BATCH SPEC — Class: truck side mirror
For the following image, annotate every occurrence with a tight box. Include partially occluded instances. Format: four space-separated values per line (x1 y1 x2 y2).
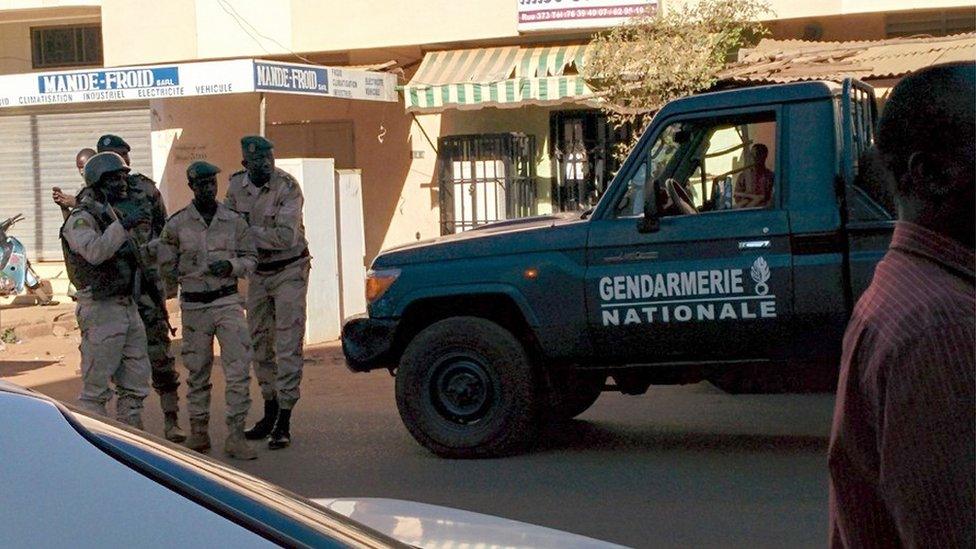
637 179 661 233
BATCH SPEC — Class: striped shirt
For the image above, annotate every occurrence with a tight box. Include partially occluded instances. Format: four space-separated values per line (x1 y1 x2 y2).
829 222 975 548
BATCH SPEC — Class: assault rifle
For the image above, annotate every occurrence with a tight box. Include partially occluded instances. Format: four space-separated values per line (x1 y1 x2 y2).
98 196 176 336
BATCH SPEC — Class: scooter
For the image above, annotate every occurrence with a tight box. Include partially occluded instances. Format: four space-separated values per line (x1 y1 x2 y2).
0 213 55 305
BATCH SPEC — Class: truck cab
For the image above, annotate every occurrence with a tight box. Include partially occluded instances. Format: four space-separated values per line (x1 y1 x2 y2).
342 79 895 458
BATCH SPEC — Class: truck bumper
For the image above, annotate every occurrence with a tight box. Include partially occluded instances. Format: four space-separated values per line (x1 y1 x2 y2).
341 314 398 372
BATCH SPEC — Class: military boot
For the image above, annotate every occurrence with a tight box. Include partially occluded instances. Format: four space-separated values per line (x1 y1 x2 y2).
268 408 292 450
224 422 258 461
186 420 211 453
245 399 279 440
163 412 187 443
160 391 186 443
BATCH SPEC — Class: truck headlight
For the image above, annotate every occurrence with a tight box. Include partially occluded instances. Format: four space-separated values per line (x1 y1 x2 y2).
365 268 400 304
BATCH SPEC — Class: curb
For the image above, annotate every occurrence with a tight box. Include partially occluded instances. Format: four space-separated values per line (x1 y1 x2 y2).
12 318 78 340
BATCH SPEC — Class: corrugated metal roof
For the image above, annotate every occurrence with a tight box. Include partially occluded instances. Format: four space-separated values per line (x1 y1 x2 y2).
720 33 976 84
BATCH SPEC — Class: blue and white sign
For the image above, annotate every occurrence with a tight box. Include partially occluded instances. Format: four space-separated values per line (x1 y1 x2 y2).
38 67 180 93
252 60 397 101
254 61 329 94
0 59 396 109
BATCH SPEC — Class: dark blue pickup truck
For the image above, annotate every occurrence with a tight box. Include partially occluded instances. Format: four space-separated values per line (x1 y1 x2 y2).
342 79 895 458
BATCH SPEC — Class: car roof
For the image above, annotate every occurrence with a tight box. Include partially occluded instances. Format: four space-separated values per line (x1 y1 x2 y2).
0 379 47 399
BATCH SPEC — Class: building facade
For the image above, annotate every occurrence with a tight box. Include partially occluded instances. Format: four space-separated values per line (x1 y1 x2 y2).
0 0 972 267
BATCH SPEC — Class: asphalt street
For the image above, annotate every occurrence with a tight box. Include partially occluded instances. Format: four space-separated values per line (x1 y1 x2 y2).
27 343 835 548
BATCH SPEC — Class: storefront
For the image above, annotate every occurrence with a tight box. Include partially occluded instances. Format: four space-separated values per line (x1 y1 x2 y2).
0 103 151 260
0 59 397 259
402 43 637 233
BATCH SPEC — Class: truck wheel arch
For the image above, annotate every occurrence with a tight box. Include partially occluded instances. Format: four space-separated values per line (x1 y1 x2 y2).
392 288 541 364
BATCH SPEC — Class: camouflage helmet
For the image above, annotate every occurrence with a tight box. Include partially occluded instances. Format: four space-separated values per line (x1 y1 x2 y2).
83 152 130 187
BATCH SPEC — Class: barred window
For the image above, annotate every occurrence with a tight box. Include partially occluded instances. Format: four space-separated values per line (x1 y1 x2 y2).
31 25 103 69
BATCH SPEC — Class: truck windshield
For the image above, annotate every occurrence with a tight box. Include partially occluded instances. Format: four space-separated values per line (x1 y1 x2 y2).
614 123 685 217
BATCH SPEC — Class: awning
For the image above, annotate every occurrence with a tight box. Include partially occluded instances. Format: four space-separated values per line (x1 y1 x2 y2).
403 44 594 112
720 33 976 84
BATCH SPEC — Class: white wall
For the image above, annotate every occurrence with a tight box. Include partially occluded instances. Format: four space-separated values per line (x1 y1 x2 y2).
277 157 341 344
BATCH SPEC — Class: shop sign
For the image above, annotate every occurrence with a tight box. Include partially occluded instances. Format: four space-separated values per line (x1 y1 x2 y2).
0 59 397 109
252 61 397 102
517 0 657 32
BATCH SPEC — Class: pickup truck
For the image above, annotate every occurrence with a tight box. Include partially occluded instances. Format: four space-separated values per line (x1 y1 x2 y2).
342 79 895 458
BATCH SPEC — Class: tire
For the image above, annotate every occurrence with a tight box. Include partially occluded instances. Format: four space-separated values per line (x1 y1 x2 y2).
546 370 605 420
395 316 539 458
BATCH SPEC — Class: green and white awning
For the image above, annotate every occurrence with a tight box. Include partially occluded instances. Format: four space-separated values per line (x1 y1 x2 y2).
403 44 594 112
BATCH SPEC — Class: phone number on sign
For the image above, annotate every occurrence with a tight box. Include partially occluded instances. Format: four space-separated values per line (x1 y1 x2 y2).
519 6 649 22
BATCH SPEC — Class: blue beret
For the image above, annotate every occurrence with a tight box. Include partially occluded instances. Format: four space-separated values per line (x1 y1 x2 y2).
241 135 274 158
96 134 130 153
187 160 221 181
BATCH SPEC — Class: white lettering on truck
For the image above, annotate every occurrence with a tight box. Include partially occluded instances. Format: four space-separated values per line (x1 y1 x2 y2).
599 257 777 326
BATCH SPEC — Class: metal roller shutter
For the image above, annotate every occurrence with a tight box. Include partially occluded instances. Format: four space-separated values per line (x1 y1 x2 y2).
0 116 35 257
0 106 152 260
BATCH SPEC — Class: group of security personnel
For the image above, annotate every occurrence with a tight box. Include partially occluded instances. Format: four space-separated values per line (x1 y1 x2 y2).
57 134 310 460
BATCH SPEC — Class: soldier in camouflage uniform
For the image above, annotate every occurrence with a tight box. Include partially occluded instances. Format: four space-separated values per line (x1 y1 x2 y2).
225 136 310 450
61 152 151 428
95 134 185 442
158 161 258 460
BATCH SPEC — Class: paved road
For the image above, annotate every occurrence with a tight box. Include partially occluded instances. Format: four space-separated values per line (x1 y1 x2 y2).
27 343 835 548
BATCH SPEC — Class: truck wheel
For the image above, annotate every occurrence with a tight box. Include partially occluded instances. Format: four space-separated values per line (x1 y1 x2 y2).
546 370 605 420
395 317 539 458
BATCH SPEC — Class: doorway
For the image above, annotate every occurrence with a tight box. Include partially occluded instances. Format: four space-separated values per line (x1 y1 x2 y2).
267 121 356 169
550 110 639 213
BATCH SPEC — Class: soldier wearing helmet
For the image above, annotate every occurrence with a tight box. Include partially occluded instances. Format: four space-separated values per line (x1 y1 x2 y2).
60 151 151 428
93 134 186 442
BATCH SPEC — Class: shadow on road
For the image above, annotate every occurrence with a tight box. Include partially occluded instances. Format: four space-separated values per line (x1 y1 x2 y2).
0 360 61 377
537 419 827 454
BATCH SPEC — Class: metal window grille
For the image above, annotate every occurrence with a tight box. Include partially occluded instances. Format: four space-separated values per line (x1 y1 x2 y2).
31 25 103 69
549 110 639 213
437 133 537 235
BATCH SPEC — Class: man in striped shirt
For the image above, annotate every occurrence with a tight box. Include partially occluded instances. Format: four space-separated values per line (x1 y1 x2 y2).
828 62 975 547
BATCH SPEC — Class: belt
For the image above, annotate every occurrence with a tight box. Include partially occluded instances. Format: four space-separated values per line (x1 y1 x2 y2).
182 285 237 304
256 247 309 273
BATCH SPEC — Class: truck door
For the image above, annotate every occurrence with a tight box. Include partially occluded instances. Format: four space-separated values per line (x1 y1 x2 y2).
585 110 794 364
840 80 895 301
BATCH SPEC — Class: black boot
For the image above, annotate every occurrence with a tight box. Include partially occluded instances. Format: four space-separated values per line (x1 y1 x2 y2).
245 399 278 440
268 408 291 450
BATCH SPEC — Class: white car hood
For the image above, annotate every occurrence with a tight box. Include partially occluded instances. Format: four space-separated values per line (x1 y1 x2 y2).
313 497 626 549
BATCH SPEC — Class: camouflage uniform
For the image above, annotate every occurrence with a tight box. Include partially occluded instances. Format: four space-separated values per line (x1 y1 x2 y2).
225 167 310 410
61 201 150 427
157 202 256 428
114 172 180 414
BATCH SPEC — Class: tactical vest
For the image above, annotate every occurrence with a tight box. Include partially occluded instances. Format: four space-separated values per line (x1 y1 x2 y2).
60 202 137 300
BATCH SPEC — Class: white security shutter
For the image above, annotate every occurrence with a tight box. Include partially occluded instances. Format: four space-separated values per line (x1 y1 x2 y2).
0 106 152 260
0 115 35 257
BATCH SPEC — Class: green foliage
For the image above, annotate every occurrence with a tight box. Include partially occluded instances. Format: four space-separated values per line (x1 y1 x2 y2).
585 0 771 159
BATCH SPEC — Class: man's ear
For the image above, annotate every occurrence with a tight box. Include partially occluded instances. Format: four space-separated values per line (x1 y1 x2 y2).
907 151 952 197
